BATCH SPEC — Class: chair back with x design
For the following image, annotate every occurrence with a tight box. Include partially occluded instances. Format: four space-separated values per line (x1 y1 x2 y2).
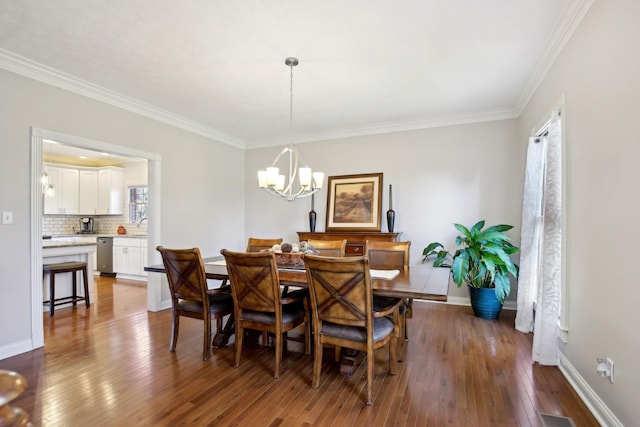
221 249 309 378
306 257 371 328
159 246 208 305
223 250 281 314
304 254 398 405
157 246 233 361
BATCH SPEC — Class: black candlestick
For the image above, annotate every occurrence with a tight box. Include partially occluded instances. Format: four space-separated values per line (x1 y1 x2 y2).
386 184 395 232
386 209 395 232
309 210 317 232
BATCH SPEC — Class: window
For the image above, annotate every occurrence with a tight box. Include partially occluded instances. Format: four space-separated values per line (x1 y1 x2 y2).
128 186 148 223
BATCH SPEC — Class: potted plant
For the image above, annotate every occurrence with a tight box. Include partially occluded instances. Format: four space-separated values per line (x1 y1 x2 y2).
422 220 519 319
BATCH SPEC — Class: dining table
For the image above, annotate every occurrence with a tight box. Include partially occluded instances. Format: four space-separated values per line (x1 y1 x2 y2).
145 255 450 375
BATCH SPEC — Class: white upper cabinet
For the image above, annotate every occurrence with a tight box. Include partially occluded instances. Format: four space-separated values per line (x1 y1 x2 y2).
79 169 99 214
97 167 124 215
47 165 124 215
43 166 79 214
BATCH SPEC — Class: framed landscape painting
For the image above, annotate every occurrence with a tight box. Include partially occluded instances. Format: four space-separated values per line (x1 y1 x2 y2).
325 173 383 231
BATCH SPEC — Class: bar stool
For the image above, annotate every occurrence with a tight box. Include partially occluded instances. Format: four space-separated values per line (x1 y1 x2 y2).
43 261 90 317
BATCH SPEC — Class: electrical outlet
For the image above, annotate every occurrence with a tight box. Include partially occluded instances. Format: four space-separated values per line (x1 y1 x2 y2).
606 358 614 383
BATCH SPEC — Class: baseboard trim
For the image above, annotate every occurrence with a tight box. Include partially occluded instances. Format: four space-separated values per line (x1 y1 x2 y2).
558 351 623 427
444 295 517 311
0 339 35 360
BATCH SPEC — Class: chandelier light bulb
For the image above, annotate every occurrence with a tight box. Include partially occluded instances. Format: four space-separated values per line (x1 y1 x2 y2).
312 172 325 189
299 167 312 187
258 170 268 188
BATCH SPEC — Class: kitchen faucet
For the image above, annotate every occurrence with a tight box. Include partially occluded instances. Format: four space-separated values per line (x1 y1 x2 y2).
137 217 148 228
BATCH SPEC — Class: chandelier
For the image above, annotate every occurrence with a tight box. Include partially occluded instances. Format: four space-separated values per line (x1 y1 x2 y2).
258 57 324 202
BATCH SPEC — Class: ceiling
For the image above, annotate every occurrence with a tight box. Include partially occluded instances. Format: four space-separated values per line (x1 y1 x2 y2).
42 140 142 167
0 1 591 149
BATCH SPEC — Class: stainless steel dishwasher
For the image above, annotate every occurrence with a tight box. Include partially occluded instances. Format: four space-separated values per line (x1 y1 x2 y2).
97 237 115 276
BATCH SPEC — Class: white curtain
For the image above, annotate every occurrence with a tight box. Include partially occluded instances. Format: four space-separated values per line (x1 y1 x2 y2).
515 136 546 332
515 111 562 366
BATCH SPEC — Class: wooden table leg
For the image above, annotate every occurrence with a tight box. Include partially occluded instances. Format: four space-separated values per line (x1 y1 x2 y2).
212 314 234 348
397 335 407 362
339 349 365 377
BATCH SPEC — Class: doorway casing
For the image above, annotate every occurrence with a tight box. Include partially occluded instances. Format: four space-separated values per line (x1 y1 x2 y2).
30 127 163 350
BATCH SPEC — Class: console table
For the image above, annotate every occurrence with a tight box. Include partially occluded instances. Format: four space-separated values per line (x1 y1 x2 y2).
297 231 401 256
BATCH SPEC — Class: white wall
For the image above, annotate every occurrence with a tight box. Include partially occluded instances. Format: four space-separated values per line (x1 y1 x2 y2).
245 119 524 303
0 69 246 357
123 160 148 187
517 1 640 424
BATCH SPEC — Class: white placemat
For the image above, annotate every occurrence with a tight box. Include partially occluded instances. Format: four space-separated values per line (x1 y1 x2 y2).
370 269 400 280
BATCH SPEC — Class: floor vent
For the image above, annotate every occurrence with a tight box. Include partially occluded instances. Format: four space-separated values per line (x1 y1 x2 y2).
538 413 577 427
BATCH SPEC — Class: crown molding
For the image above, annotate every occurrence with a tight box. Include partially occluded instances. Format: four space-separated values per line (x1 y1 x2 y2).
515 0 595 115
249 107 519 149
1 0 593 153
0 49 246 149
3 46 516 151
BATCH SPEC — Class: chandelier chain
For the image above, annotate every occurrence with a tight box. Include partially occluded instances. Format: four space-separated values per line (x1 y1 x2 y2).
289 60 294 145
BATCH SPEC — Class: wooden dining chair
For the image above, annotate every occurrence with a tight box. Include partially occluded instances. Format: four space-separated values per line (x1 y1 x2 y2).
365 240 412 348
246 237 293 347
365 240 411 269
307 239 347 257
246 237 283 252
304 254 400 405
221 249 310 379
156 246 234 361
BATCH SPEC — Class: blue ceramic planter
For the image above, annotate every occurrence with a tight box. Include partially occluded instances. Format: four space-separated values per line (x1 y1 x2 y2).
468 286 503 320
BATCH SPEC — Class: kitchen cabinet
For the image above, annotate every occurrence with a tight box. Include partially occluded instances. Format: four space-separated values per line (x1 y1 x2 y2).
97 167 124 215
79 169 99 214
43 166 79 214
78 167 123 215
46 164 122 215
113 237 147 278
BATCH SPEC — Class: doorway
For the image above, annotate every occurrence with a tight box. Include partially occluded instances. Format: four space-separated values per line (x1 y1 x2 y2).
30 127 163 349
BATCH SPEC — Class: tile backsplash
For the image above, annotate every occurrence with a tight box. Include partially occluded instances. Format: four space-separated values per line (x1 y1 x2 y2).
43 215 148 236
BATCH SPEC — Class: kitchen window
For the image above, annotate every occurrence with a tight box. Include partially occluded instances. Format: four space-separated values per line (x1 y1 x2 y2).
128 186 148 223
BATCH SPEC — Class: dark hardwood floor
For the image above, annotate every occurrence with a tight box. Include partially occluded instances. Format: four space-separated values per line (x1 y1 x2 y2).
1 276 599 426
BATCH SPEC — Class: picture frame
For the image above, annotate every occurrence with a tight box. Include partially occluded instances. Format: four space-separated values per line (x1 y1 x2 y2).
325 173 383 231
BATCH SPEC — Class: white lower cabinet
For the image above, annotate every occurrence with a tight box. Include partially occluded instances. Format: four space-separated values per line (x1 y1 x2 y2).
113 237 147 278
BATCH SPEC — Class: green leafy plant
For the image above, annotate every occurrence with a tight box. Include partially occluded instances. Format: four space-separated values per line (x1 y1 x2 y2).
422 220 519 304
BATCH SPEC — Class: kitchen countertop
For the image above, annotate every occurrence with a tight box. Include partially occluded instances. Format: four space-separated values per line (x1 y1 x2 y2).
43 240 97 249
42 235 147 248
45 234 147 238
